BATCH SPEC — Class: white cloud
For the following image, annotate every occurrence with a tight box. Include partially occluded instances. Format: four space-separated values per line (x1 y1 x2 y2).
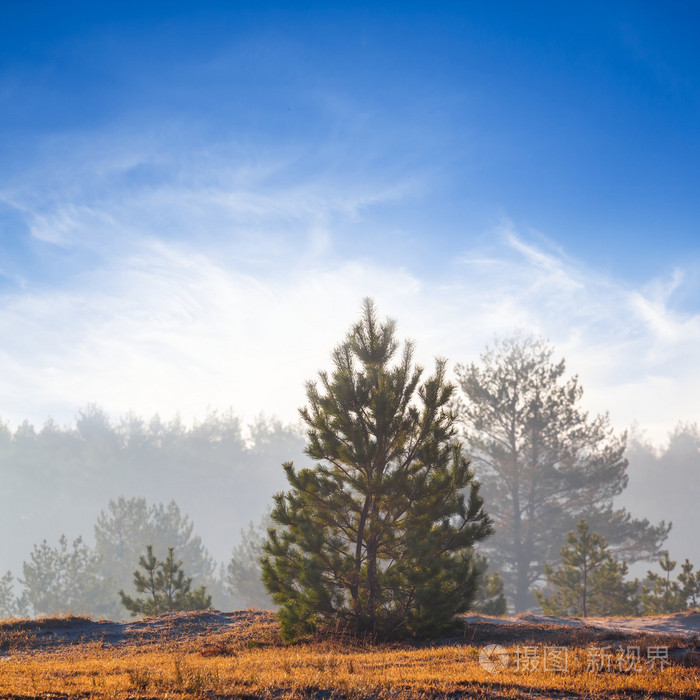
445 228 700 443
0 234 424 430
1 224 698 448
1 144 698 445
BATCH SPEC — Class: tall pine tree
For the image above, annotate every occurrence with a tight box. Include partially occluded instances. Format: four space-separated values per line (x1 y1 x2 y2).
455 336 669 611
262 299 492 641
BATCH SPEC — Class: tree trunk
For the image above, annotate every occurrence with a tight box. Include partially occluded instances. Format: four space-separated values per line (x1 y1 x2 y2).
366 496 379 634
512 468 528 612
515 557 530 612
353 495 371 623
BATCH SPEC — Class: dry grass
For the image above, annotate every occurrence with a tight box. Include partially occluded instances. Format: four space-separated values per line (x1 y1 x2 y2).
0 611 697 698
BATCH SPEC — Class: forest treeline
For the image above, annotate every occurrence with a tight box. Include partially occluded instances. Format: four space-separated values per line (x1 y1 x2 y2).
2 497 227 620
1 338 699 619
0 408 307 618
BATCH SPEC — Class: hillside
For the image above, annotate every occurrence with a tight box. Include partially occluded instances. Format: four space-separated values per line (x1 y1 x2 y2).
1 610 698 698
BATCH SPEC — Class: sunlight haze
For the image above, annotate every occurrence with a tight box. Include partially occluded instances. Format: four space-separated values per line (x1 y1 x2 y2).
1 1 699 618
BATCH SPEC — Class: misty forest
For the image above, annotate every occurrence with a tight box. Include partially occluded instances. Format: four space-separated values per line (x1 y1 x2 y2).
1 310 699 624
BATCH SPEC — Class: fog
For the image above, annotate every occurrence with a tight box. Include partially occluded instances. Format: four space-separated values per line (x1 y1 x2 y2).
2 397 697 617
1 0 698 625
0 406 306 613
616 424 700 577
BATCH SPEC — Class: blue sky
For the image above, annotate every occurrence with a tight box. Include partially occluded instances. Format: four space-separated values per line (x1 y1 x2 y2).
0 1 699 442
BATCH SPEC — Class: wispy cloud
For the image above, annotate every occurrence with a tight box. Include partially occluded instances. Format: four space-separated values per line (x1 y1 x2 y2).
0 138 428 429
0 141 698 445
447 225 700 442
1 130 422 262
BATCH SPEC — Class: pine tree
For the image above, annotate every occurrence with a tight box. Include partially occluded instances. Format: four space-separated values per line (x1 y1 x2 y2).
536 520 638 617
470 555 507 615
262 299 493 641
95 497 218 618
0 571 26 619
641 552 686 614
21 535 106 617
678 559 700 609
588 558 639 616
119 545 212 617
455 337 669 611
226 513 275 609
0 571 15 619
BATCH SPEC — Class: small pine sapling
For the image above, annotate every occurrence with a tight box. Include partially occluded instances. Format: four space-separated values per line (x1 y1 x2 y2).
119 545 211 616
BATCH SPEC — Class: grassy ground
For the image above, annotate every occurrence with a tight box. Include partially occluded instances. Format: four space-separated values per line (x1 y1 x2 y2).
0 611 698 698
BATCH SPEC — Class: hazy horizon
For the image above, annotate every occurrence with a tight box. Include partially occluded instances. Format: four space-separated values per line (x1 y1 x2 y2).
1 2 698 617
1 3 699 446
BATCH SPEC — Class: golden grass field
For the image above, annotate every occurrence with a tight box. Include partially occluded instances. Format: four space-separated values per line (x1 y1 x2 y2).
0 610 698 698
